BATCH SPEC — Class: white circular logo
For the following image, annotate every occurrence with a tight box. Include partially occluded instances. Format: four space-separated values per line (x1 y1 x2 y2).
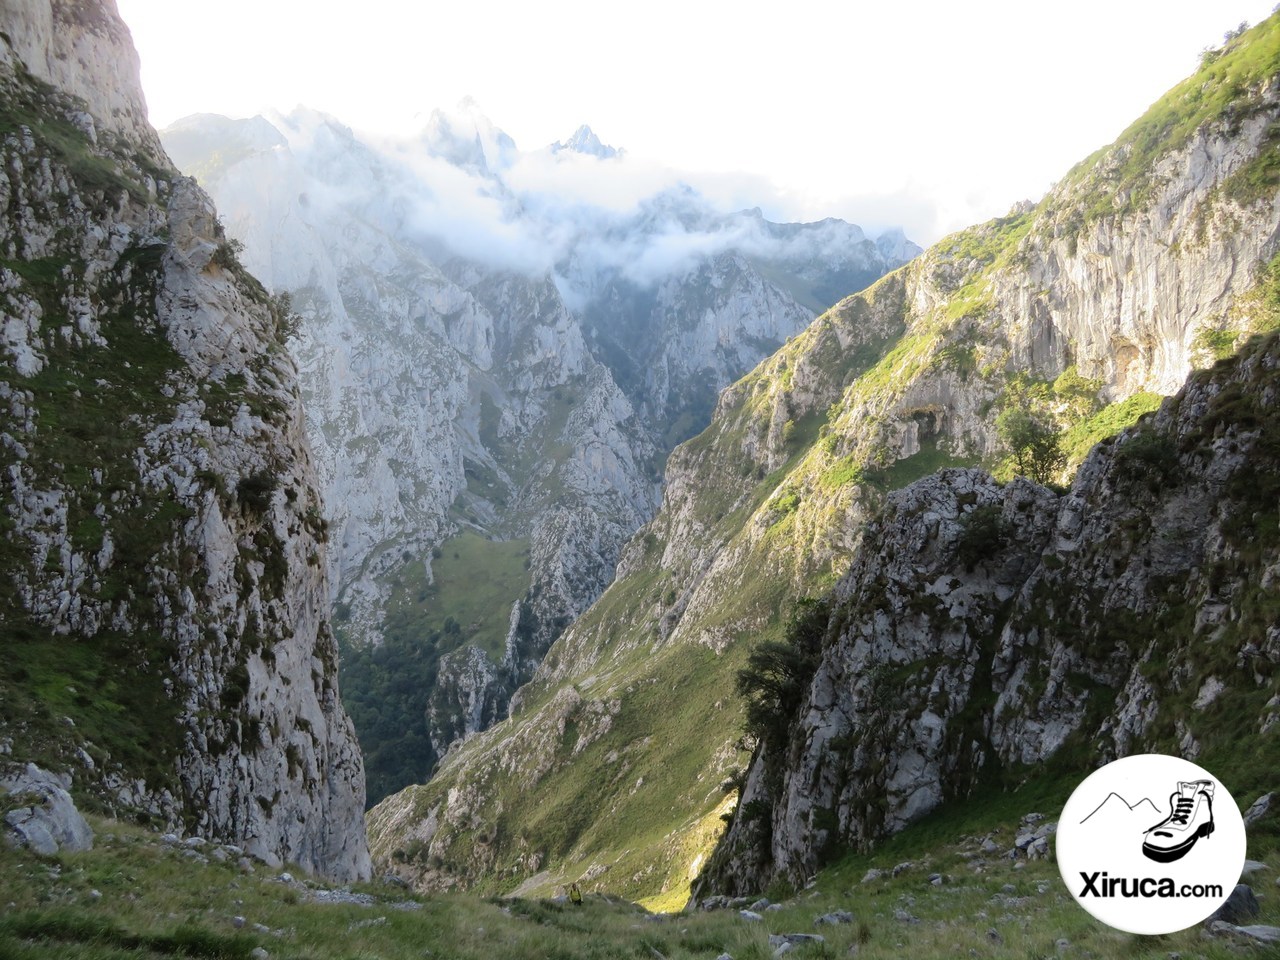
1056 754 1246 935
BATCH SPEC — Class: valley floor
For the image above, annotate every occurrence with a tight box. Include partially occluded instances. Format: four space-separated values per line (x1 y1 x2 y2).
2 794 1277 960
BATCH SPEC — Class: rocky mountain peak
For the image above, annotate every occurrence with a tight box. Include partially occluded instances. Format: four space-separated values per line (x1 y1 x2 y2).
420 99 518 172
551 124 619 159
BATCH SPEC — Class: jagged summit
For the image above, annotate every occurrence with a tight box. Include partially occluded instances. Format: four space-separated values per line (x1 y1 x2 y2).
873 226 920 262
419 98 518 172
551 124 620 159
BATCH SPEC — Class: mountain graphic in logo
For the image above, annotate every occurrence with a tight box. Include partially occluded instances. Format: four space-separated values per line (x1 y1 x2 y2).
1080 792 1162 827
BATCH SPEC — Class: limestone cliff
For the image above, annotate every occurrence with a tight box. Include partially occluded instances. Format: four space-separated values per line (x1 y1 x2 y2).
366 17 1280 906
0 0 369 880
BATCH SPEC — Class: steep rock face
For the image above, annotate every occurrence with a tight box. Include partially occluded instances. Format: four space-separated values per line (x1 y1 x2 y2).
580 214 901 438
161 109 915 795
706 331 1280 892
367 19 1280 905
0 0 163 161
0 0 368 880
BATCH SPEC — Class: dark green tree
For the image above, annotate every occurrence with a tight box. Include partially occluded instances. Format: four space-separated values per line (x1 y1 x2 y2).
996 407 1067 484
737 597 830 756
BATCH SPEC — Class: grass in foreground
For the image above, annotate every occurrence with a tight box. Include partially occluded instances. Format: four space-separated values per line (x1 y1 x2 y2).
2 797 1277 960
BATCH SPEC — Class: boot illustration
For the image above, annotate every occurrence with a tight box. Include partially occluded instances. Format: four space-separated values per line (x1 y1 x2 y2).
1142 780 1215 863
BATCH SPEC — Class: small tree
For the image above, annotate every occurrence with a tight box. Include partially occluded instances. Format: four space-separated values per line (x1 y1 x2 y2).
955 504 1010 571
210 235 245 271
996 408 1066 485
268 290 303 342
737 598 829 756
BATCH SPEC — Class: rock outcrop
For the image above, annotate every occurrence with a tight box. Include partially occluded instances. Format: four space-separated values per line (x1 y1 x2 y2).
0 0 369 880
1 763 94 855
705 329 1280 891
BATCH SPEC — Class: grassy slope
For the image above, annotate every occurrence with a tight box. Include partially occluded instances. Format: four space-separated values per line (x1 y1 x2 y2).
1063 16 1280 220
383 532 531 661
3 797 1278 960
370 14 1280 909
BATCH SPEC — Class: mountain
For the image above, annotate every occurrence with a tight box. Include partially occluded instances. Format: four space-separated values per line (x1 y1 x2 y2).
0 0 368 878
160 107 918 802
551 124 619 159
366 15 1280 908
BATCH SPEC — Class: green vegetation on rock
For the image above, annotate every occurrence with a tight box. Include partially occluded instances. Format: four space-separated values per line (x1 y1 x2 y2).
1060 392 1163 465
1065 15 1280 221
737 598 828 757
0 102 189 790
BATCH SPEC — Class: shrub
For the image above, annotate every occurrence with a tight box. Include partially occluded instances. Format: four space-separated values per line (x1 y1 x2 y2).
955 504 1009 572
996 407 1066 484
1115 430 1179 479
236 471 277 514
210 236 245 271
268 290 302 342
737 598 830 757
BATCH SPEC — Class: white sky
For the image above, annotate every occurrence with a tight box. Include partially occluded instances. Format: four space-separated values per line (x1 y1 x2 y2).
115 0 1278 245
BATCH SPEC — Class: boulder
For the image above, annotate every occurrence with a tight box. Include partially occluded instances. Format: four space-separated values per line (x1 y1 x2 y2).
1230 926 1280 945
1243 793 1272 826
1207 885 1260 926
1207 921 1280 945
0 764 93 855
769 933 825 954
815 911 854 925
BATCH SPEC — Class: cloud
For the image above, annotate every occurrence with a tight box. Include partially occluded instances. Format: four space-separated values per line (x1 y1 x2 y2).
257 105 925 303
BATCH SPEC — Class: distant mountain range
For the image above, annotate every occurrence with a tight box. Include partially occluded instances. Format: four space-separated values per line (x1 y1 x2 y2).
367 16 1280 907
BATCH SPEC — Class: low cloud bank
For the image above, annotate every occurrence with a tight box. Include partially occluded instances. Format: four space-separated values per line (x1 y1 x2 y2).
169 103 924 303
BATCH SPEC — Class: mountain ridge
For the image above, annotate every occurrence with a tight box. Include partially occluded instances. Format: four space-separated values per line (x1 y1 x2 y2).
1080 793 1163 824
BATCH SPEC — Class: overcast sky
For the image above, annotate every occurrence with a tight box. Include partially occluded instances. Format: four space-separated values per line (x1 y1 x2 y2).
115 0 1278 245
